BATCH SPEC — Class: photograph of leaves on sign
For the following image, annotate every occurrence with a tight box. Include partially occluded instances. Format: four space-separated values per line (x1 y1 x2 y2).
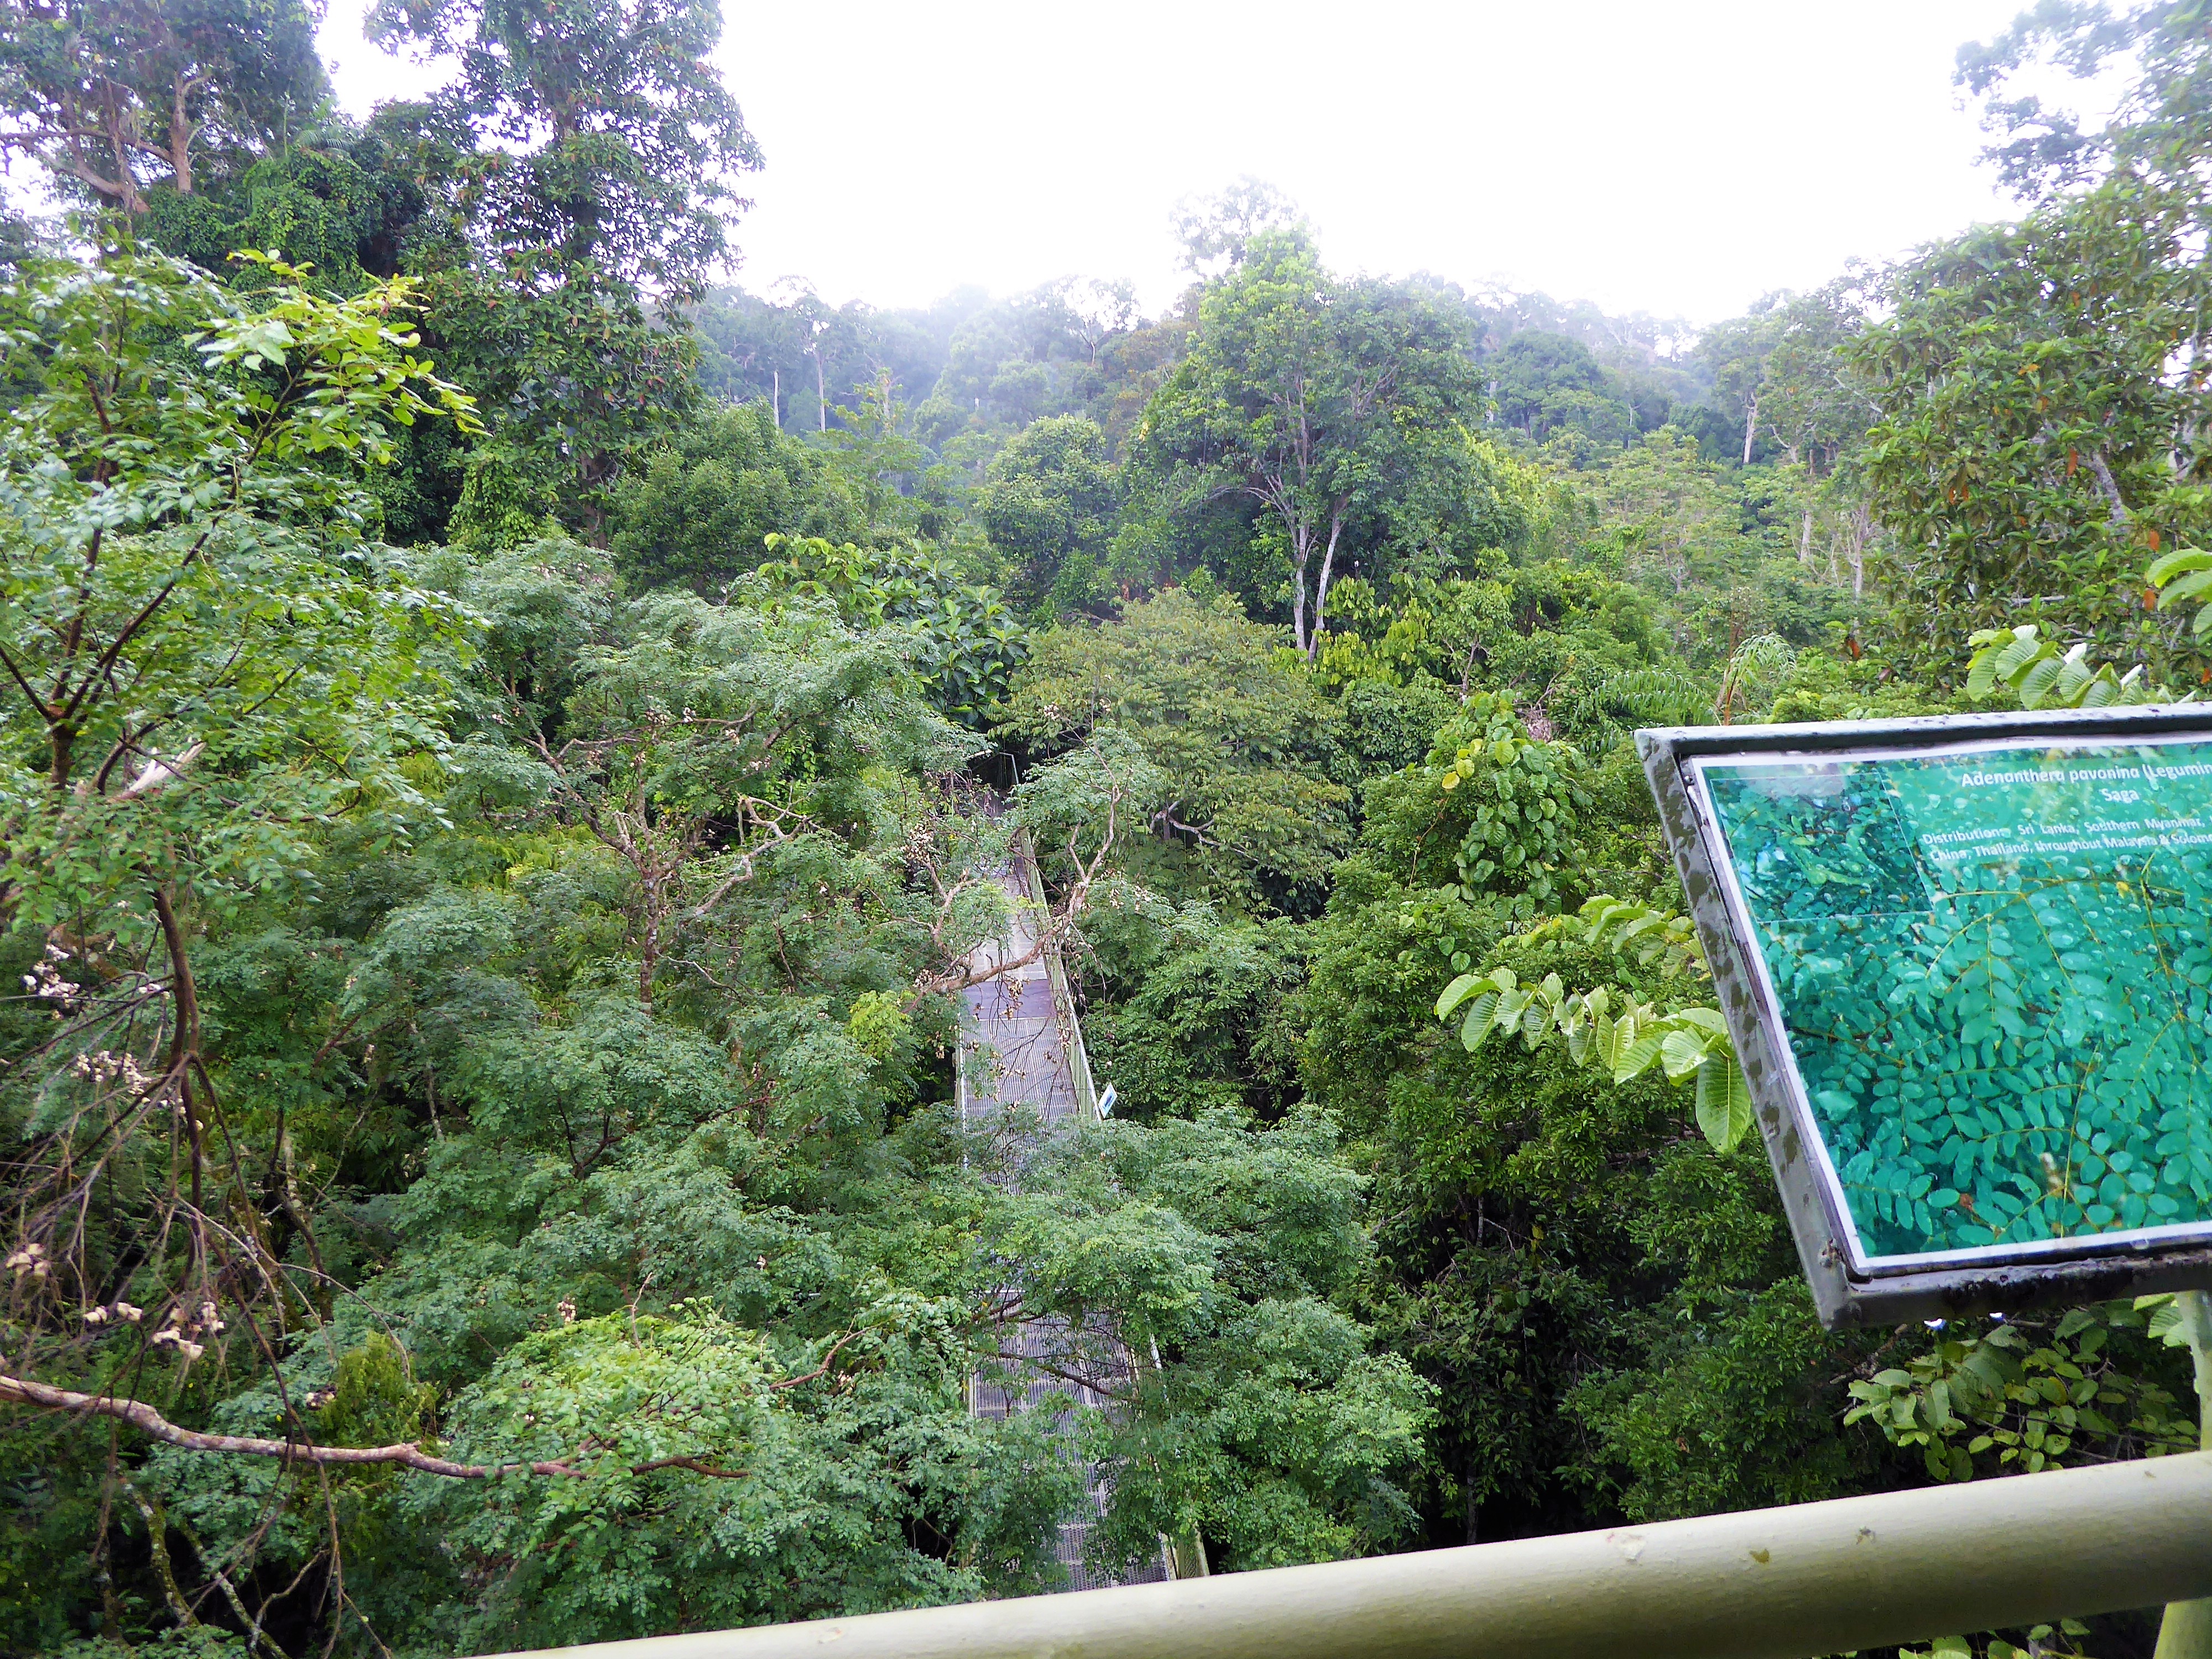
1691 733 2212 1274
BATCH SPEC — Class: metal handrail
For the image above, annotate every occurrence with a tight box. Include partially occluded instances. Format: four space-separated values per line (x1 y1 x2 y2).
497 1452 2212 1659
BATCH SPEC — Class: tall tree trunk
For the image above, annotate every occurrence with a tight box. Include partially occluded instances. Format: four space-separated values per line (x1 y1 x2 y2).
94 81 150 215
639 898 660 1015
1307 509 1346 660
1742 390 1759 466
813 349 827 433
2089 447 2131 528
167 73 196 195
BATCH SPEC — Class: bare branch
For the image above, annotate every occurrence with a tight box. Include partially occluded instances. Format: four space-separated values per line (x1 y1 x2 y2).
766 1327 864 1391
0 1373 749 1481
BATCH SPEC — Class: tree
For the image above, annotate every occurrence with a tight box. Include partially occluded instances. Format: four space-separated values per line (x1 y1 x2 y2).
770 278 839 432
1756 276 1876 475
1846 174 2212 682
290 541 1079 1641
462 570 957 1012
607 400 868 593
1692 306 1781 466
743 536 1027 729
410 251 708 527
0 414 1063 1649
1056 275 1141 366
1589 430 1745 602
1170 177 1306 278
134 107 453 296
1134 233 1488 656
1958 0 2212 199
0 250 479 1624
352 0 762 529
0 243 476 1000
815 371 940 536
0 0 327 215
999 587 1349 907
369 0 761 302
1487 331 1635 451
1005 1108 1433 1574
977 415 1120 612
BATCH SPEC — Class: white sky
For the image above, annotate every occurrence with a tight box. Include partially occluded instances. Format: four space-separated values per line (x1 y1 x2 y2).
320 0 2048 326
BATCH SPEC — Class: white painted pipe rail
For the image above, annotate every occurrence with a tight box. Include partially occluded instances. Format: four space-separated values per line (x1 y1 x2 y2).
495 1453 2212 1659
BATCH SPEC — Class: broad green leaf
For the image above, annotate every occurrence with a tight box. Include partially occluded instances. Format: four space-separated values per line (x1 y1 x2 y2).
1614 1031 1666 1083
1589 1010 1621 1072
1660 1026 1710 1081
1460 990 1501 1051
1966 651 2000 696
2017 654 2064 707
1992 627 2043 677
2146 547 2212 585
1694 1055 1755 1152
2156 565 2212 606
1435 972 1484 1019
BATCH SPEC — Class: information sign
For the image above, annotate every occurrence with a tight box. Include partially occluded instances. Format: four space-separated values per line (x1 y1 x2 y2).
1642 707 2212 1327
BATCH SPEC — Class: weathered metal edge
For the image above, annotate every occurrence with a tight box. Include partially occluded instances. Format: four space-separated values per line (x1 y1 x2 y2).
1638 707 2212 1329
1639 701 2212 759
1639 724 1858 1326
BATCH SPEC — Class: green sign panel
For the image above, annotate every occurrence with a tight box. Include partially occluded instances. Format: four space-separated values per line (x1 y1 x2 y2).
1693 735 2212 1275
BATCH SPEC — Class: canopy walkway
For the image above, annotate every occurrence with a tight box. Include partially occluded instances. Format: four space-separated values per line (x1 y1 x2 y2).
488 832 2212 1659
956 828 1180 1590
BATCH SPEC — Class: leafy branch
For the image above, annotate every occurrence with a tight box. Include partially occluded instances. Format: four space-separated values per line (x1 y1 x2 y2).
1509 893 1710 978
0 1327 863 1480
2149 545 2212 641
1433 896 1751 1154
1845 1301 2198 1484
1963 540 2212 705
1965 622 2156 707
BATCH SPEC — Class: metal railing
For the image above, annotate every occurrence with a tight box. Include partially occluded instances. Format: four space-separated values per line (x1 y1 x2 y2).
499 1451 2212 1659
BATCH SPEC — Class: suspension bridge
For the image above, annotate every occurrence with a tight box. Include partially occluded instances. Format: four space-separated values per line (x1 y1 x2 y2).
954 825 1182 1589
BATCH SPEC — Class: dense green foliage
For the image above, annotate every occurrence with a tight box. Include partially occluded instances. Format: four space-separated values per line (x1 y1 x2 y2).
3 5 2211 1659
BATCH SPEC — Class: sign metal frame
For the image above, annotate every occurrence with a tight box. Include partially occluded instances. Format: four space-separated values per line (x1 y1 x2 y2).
1640 704 2212 1328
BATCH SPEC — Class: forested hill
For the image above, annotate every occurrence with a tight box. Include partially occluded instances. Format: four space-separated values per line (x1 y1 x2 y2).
2 3 2210 1657
686 256 1713 464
